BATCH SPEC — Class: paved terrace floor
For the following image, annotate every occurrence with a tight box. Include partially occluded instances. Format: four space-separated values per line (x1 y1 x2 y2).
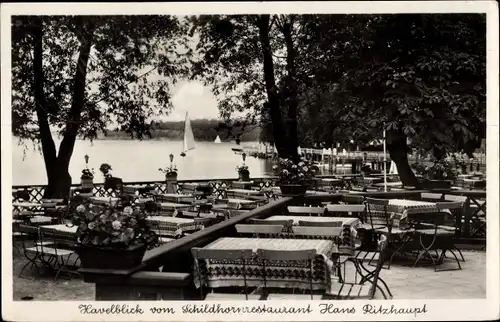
11 246 486 301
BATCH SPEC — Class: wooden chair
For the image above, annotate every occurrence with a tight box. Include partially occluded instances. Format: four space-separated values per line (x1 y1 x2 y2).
235 224 284 238
287 206 325 216
297 220 343 228
325 229 392 300
326 204 365 219
191 248 260 300
257 248 321 300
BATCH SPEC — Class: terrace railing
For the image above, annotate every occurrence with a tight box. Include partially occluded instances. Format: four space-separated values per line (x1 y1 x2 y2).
12 176 279 204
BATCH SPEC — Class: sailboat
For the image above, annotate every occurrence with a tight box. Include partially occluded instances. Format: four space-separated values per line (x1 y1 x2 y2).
180 112 195 157
214 135 221 144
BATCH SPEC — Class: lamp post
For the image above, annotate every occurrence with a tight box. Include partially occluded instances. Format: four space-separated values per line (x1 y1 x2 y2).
84 154 89 168
242 152 247 164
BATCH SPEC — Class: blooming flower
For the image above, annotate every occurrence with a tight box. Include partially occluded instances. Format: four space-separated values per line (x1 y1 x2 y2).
88 222 96 230
292 164 297 169
76 205 86 213
303 166 308 172
123 206 133 216
272 165 278 170
298 162 305 167
88 204 93 209
112 220 122 230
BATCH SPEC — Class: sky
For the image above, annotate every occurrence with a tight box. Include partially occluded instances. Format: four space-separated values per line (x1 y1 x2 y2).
165 80 220 121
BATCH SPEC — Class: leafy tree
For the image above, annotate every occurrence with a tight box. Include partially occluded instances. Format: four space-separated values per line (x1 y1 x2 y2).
298 14 486 186
11 15 189 197
189 14 301 160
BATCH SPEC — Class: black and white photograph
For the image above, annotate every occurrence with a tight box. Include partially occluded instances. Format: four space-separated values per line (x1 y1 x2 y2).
1 1 498 321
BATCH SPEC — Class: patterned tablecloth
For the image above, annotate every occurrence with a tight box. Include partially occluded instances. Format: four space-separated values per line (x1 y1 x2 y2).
196 237 336 290
387 199 441 221
147 216 199 237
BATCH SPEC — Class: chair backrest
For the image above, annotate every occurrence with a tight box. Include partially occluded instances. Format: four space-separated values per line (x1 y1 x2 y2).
436 201 463 210
191 247 253 300
326 204 365 217
421 192 444 201
287 206 325 216
364 197 391 229
257 248 317 298
235 224 284 237
191 247 254 261
444 195 468 202
341 194 364 204
249 218 293 228
292 226 343 238
298 220 343 227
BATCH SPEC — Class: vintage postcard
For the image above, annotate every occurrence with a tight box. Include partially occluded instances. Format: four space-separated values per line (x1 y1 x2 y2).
1 1 499 321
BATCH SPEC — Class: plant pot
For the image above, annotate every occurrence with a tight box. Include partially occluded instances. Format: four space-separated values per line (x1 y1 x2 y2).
165 172 178 182
279 184 307 196
238 170 250 181
77 244 146 270
80 178 94 190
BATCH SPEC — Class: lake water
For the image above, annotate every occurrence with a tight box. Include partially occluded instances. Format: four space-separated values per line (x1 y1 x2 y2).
11 138 276 186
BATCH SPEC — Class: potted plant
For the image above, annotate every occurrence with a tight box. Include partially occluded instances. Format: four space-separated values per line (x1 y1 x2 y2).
159 153 178 181
236 164 250 181
69 202 158 269
273 157 317 195
411 160 456 189
80 168 94 189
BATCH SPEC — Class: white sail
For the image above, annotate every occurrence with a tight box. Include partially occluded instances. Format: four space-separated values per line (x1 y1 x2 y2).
183 112 196 153
214 135 221 143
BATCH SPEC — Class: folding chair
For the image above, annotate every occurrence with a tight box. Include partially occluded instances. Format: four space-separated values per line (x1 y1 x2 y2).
257 248 321 300
38 227 79 280
326 229 393 300
191 248 261 300
17 225 45 279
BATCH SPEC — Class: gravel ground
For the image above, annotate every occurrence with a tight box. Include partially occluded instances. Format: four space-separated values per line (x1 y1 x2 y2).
11 240 486 301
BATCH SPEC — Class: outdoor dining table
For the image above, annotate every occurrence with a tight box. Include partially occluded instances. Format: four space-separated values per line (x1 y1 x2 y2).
226 188 263 196
385 199 448 227
155 193 194 203
157 202 192 212
226 198 258 210
147 216 199 236
230 181 254 189
89 196 120 206
196 237 337 290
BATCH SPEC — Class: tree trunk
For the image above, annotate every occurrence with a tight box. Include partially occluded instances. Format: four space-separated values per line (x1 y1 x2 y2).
43 18 96 198
257 15 290 159
32 17 61 198
281 18 300 162
386 130 419 187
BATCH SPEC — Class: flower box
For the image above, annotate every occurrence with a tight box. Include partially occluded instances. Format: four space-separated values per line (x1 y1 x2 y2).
77 244 146 270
